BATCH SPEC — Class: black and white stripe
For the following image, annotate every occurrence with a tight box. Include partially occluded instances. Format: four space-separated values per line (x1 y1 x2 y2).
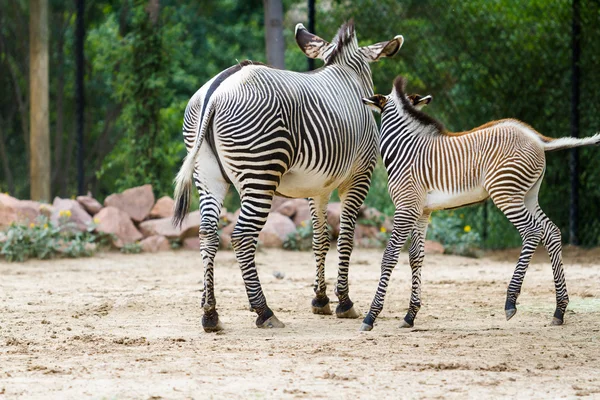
173 22 403 331
360 76 600 331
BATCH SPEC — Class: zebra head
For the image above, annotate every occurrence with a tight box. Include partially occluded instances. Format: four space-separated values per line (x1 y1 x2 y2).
295 21 404 66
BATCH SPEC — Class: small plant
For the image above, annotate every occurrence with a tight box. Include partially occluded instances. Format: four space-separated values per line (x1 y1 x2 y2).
427 211 482 257
283 221 315 251
120 242 142 254
0 215 110 262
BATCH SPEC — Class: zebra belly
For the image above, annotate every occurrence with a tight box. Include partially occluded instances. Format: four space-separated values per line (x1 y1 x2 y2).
424 186 489 211
276 169 343 198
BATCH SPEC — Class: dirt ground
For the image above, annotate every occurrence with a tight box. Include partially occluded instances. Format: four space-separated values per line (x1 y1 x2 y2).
1 247 599 399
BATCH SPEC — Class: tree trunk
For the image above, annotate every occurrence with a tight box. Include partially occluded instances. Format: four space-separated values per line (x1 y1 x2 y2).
263 0 285 69
30 0 50 202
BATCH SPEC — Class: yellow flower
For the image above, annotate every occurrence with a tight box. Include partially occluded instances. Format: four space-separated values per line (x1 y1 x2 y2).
43 224 49 229
301 221 307 227
379 226 386 233
464 225 471 233
93 217 100 224
65 210 72 218
29 223 35 228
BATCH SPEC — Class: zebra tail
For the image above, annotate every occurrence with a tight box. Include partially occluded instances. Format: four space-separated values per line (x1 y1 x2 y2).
172 102 215 228
543 132 600 152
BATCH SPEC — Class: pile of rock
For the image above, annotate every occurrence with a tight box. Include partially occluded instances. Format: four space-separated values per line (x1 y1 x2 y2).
0 185 444 254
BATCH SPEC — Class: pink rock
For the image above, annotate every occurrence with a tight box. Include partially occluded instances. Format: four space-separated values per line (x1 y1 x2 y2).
93 207 143 248
270 196 289 212
0 194 42 228
140 235 171 253
354 224 380 240
327 202 342 238
425 240 445 255
276 199 311 226
76 195 103 215
150 196 174 219
138 210 200 240
359 207 393 232
258 212 297 248
104 184 155 222
51 198 92 231
182 237 199 251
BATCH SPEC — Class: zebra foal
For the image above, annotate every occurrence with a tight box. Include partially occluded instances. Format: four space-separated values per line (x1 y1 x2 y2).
359 76 600 331
173 22 403 331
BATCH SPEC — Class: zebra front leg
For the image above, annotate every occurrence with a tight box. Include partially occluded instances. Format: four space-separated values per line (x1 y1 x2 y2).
231 196 285 329
402 213 430 328
361 209 418 331
335 174 373 319
535 207 569 325
309 196 333 315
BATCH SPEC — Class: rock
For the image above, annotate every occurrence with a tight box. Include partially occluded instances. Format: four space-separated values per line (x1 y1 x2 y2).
149 196 174 219
354 224 380 240
182 237 199 251
140 235 171 253
359 206 393 232
276 199 311 226
258 212 297 248
327 202 342 238
138 210 200 240
76 196 103 215
270 196 289 212
93 207 143 248
51 198 93 231
0 194 42 228
219 233 232 249
104 184 155 222
425 240 445 254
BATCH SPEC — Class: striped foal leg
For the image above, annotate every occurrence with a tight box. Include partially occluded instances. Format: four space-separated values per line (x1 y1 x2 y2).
534 206 569 325
360 208 419 331
309 196 333 315
230 191 285 329
402 213 430 328
491 196 543 321
335 171 373 319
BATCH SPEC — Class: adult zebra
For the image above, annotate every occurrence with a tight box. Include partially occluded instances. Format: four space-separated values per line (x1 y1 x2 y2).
359 76 600 331
173 21 403 331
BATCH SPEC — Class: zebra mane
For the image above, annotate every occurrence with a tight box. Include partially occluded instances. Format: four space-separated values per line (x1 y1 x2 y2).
327 20 358 65
393 76 446 134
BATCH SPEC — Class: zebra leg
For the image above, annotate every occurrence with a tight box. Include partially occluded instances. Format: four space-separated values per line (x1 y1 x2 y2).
402 213 430 328
230 194 285 329
361 209 419 331
492 197 543 321
534 206 568 325
335 173 373 319
309 196 333 315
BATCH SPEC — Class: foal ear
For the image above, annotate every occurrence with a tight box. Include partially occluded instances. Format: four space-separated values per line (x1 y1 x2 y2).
362 95 388 112
360 35 404 62
295 23 334 60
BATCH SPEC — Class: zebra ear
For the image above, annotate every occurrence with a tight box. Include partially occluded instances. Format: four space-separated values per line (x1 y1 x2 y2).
360 35 404 62
362 95 387 112
295 23 334 60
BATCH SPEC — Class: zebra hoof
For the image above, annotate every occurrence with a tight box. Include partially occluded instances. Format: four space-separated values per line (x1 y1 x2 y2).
336 305 361 319
551 317 564 326
311 296 333 315
257 314 285 329
399 319 414 328
202 314 224 333
359 323 373 331
505 308 517 321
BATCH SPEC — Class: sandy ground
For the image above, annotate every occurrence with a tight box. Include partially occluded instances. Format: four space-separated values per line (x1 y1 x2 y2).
1 247 599 399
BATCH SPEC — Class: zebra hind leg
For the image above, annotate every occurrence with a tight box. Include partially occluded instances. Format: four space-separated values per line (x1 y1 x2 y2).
309 196 333 315
492 197 543 321
231 194 285 329
401 213 430 328
197 187 228 332
360 209 419 331
534 206 569 325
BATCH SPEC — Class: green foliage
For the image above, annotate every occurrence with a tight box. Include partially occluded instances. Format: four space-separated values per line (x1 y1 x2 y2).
0 216 110 262
427 211 482 257
283 222 314 251
120 241 142 254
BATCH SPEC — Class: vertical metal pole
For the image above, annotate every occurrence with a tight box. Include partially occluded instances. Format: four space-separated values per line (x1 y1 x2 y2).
29 0 50 202
307 0 315 71
569 0 580 245
76 0 85 195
